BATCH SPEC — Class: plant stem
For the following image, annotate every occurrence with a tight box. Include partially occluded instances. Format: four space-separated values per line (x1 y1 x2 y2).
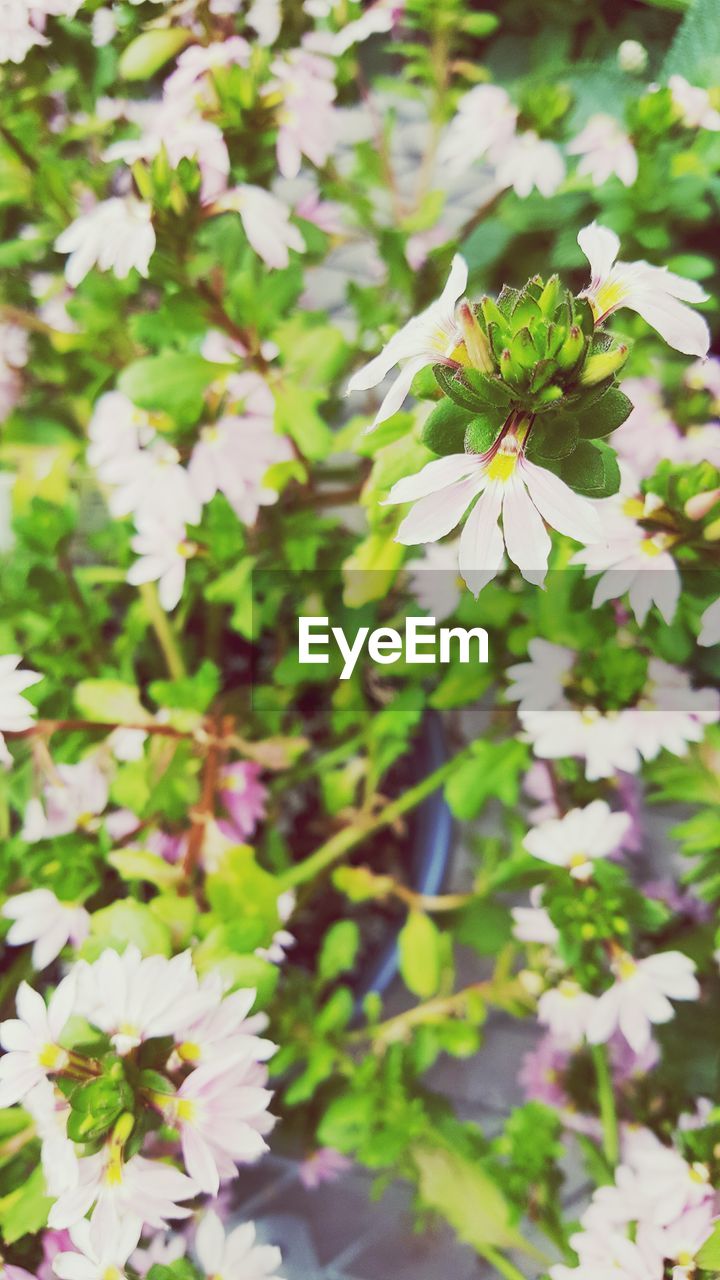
479 1245 530 1280
138 582 187 680
592 1043 619 1167
279 744 473 890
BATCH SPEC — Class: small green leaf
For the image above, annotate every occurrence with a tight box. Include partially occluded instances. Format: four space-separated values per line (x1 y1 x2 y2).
464 410 506 454
118 354 223 427
526 412 578 461
318 920 361 983
557 439 621 497
421 398 472 455
696 1222 720 1269
577 387 633 439
398 910 441 998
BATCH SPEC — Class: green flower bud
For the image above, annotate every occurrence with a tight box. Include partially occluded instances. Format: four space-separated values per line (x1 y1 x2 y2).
579 344 629 386
703 516 720 541
119 28 192 81
458 301 494 373
556 325 585 370
685 488 720 520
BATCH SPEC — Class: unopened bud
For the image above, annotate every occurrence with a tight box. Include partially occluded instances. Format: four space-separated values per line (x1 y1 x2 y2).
556 324 585 370
618 39 648 74
579 344 629 386
119 28 192 80
458 301 494 373
685 488 720 520
703 516 720 541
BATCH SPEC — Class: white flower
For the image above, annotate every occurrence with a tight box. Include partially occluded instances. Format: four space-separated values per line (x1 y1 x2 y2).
105 104 229 204
49 1149 198 1249
698 597 720 647
384 421 601 595
2 888 90 970
512 886 559 945
53 1215 142 1280
523 799 631 881
567 114 638 187
25 1079 78 1196
506 639 575 712
617 40 647 74
74 946 209 1056
439 84 518 171
211 186 305 269
639 1203 715 1275
23 755 110 841
91 6 117 46
578 221 710 358
0 974 76 1106
127 517 197 612
347 255 468 428
0 653 41 765
304 0 395 54
0 0 47 64
494 132 565 198
405 540 462 619
588 950 699 1053
551 1229 663 1280
195 1211 284 1280
55 199 156 287
668 75 720 131
537 981 597 1047
572 508 681 626
175 976 276 1070
97 435 201 527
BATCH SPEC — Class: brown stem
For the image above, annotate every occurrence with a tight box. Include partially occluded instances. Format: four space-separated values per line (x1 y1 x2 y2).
182 714 231 878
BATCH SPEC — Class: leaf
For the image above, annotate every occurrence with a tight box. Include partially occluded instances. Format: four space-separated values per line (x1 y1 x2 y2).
577 387 633 439
453 900 513 955
0 1164 51 1243
464 409 506 454
412 1143 537 1255
74 679 150 726
318 920 361 983
421 398 472 456
663 0 720 83
118 354 223 427
398 911 441 998
274 383 332 461
434 366 510 415
119 28 192 79
87 900 172 958
525 412 578 461
697 1222 720 1269
108 849 182 889
444 740 528 819
556 439 621 498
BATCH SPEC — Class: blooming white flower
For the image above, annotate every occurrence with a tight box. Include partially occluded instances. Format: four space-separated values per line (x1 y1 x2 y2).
439 84 518 171
578 222 710 358
523 799 631 881
91 6 117 46
49 1149 198 1250
175 977 276 1070
384 421 601 594
0 974 76 1106
163 37 251 101
699 598 720 647
23 755 110 841
105 104 229 203
405 540 462 619
494 132 566 198
247 0 282 45
304 0 396 54
347 255 468 428
212 185 305 269
572 506 681 626
638 1203 715 1277
0 653 41 765
2 888 90 970
611 378 683 475
551 1229 663 1280
74 946 209 1056
668 75 720 131
512 886 559 945
0 0 47 64
97 434 201 527
53 1214 142 1280
506 639 575 713
127 517 197 613
25 1079 78 1196
588 950 699 1053
55 199 156 287
537 981 597 1047
269 50 337 179
195 1210 284 1280
567 114 638 187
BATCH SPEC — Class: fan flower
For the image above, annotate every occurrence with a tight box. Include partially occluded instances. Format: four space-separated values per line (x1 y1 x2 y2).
588 950 699 1053
571 502 681 626
0 653 41 766
23 755 110 841
48 1149 198 1249
2 888 90 970
440 84 518 171
668 74 720 131
55 199 156 287
127 516 197 613
383 417 602 594
537 981 597 1047
0 974 76 1106
578 222 710 357
218 761 269 840
211 186 305 269
74 946 209 1056
347 255 468 428
567 114 638 187
698 598 720 647
494 132 566 198
194 1210 284 1280
52 1216 142 1280
523 799 631 881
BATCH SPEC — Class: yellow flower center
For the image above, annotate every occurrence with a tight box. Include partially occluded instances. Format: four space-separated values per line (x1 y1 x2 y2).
590 278 628 320
616 954 637 981
569 852 588 870
38 1042 67 1070
486 435 521 483
176 1040 201 1062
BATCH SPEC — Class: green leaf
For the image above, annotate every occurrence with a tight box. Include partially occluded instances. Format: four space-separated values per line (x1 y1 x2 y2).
421 399 472 456
525 412 578 461
696 1222 720 1269
119 28 192 80
398 911 441 998
0 1164 51 1243
663 0 720 83
318 920 361 983
445 740 528 819
412 1143 538 1255
577 387 633 439
464 410 506 454
274 383 332 461
148 660 220 713
87 900 172 958
74 679 150 726
453 900 512 955
118 354 223 427
557 439 621 497
108 848 182 890
434 366 510 415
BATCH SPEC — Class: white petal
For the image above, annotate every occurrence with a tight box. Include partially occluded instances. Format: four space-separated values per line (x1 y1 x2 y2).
386 453 482 504
628 292 710 358
522 460 604 544
501 473 551 584
458 484 504 595
577 222 620 283
395 475 481 544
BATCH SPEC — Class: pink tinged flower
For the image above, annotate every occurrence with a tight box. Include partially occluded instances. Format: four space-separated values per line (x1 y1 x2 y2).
294 188 345 235
405 540 462 620
537 981 597 1047
440 84 518 171
163 1060 274 1194
638 1202 715 1277
131 1230 186 1277
74 946 209 1056
298 1147 352 1189
99 435 201 526
55 199 156 287
25 1080 78 1196
270 50 337 179
304 0 397 54
522 760 561 823
572 510 681 626
2 888 90 969
578 221 710 358
611 377 681 474
176 977 276 1070
0 974 76 1106
405 225 450 272
105 105 229 204
588 950 699 1054
189 416 292 526
567 114 638 187
347 255 468 428
494 132 566 198
217 762 268 840
668 74 720 130
383 426 602 595
551 1229 664 1280
523 799 631 881
518 1033 571 1108
699 597 720 647
48 1149 198 1250
506 639 575 713
127 517 196 613
24 755 110 841
0 653 41 766
163 37 251 101
213 185 305 268
195 1210 284 1280
52 1214 142 1280
0 0 47 64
